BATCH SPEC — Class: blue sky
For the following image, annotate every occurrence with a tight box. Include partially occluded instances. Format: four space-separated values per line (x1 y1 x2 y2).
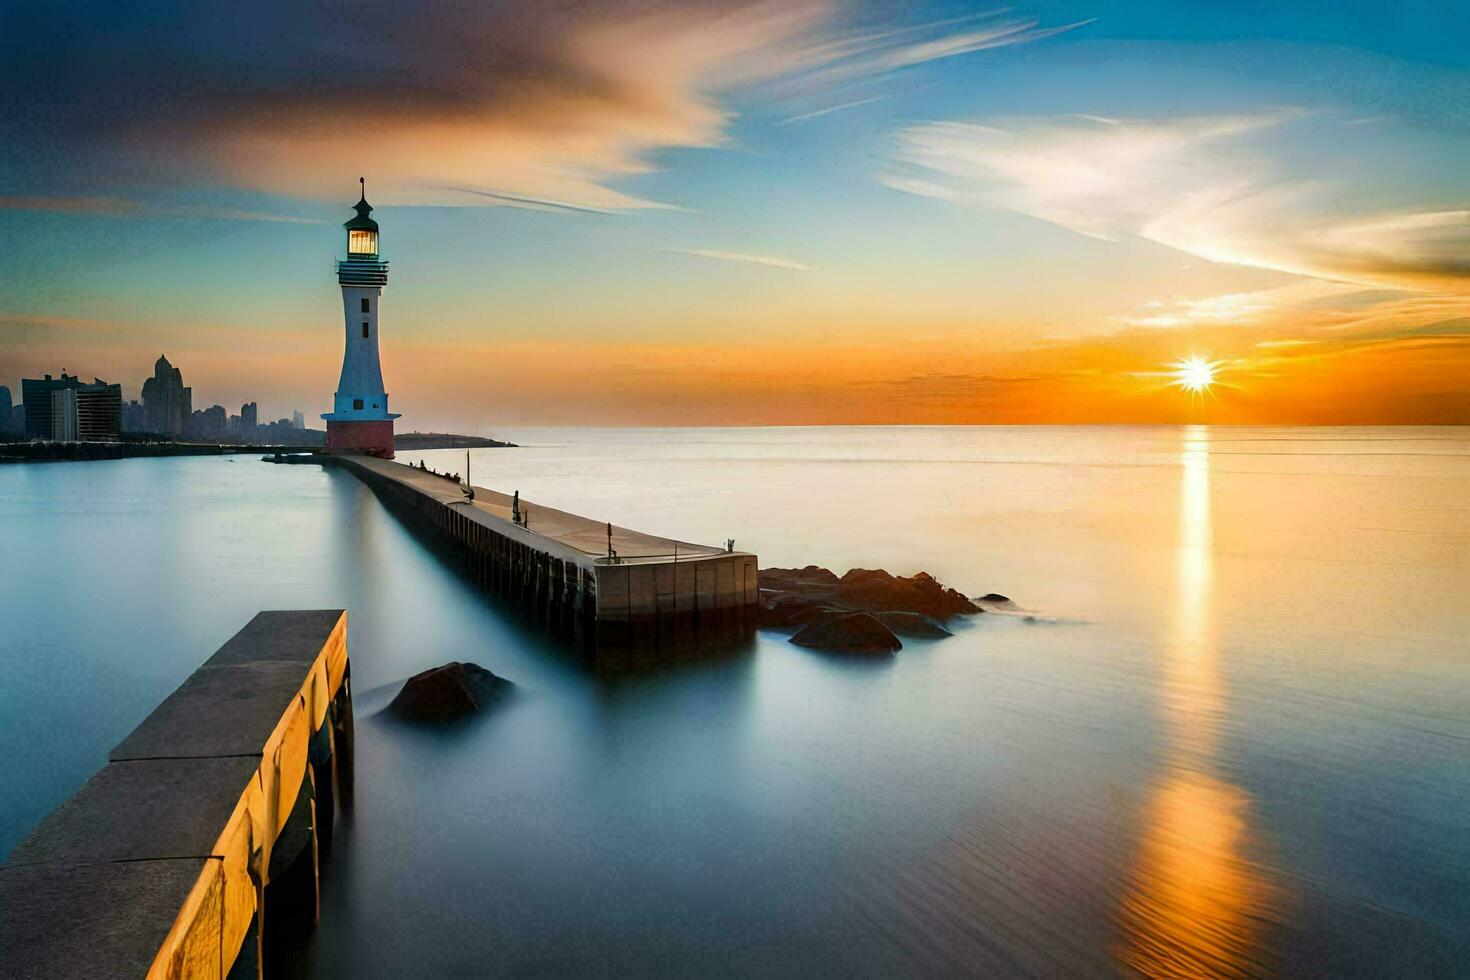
2 1 1466 425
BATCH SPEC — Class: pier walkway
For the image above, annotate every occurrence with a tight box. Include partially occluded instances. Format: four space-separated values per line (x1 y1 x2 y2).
352 454 726 562
0 611 352 979
335 456 758 653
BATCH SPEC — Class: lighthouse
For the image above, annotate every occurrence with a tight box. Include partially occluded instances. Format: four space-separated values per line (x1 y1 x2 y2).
323 178 399 457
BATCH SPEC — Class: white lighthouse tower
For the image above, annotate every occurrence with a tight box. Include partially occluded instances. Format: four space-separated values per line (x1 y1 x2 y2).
323 178 399 457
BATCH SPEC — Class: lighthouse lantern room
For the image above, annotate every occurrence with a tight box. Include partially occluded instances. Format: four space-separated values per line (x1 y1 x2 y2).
323 178 399 457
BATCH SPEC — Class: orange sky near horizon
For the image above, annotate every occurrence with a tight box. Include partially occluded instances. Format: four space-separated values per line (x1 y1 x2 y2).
7 303 1466 428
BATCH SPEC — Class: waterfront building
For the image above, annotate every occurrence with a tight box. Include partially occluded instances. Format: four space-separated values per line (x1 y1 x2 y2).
184 404 228 441
76 380 121 441
292 409 305 429
141 355 191 436
21 375 63 438
21 373 121 441
0 386 11 434
50 388 77 441
239 401 258 437
258 418 311 444
121 399 147 433
323 179 398 458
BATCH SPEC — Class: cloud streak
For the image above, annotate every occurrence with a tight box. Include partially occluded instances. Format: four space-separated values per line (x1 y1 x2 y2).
661 248 812 271
437 187 622 217
778 94 894 125
885 111 1470 292
794 16 1091 86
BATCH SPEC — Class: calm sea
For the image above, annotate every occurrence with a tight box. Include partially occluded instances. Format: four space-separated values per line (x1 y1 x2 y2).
1 426 1466 976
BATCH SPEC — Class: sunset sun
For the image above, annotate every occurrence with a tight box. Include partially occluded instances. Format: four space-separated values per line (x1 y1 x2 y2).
1169 355 1221 394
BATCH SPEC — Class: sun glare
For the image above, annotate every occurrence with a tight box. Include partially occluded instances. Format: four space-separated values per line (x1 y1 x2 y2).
1170 355 1220 394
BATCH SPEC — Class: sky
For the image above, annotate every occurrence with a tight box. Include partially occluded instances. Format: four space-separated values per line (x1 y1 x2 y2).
2 0 1467 428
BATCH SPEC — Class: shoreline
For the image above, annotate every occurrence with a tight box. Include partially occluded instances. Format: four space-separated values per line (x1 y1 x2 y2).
0 431 516 462
0 442 301 463
394 431 517 450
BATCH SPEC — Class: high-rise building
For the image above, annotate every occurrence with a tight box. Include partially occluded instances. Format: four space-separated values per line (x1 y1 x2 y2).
0 386 12 434
50 388 78 441
239 401 258 433
323 180 398 457
21 373 121 441
121 400 147 433
292 409 305 429
184 404 228 441
76 380 121 441
141 355 191 436
21 375 61 438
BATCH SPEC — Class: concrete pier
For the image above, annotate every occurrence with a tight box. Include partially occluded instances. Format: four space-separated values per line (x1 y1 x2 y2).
0 610 351 979
334 455 758 658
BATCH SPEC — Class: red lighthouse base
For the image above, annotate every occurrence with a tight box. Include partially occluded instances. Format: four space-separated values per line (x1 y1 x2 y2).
326 420 395 458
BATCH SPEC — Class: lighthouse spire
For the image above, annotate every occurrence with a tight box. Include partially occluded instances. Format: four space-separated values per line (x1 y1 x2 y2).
323 180 397 457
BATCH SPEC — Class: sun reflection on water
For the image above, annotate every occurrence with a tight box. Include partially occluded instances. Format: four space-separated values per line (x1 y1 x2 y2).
1117 426 1277 977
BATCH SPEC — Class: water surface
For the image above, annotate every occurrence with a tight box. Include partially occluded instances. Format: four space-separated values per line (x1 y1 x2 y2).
1 426 1466 975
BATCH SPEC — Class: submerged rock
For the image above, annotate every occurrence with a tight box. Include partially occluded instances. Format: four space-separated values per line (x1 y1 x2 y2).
790 612 903 655
388 662 511 722
760 566 997 652
875 611 953 639
787 605 849 627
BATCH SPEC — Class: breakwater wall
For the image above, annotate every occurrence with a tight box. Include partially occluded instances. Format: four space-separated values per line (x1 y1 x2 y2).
332 455 758 660
0 610 352 979
0 442 323 463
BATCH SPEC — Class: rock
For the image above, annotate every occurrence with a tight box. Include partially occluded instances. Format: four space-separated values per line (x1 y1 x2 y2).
762 565 979 620
979 593 1011 603
788 605 850 627
875 611 953 639
388 662 511 722
790 612 903 655
757 603 789 629
758 595 827 629
840 567 898 587
759 565 843 591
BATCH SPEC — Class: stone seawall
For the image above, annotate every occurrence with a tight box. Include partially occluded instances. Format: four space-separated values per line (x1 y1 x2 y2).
0 610 353 979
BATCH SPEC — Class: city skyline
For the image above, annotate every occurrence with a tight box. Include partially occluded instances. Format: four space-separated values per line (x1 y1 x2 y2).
1 355 309 444
3 0 1468 427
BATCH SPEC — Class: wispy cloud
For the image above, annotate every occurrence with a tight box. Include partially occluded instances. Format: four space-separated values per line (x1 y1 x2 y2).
1110 280 1360 329
786 14 1091 89
1105 277 1470 361
884 110 1470 292
778 94 894 125
437 187 621 216
660 248 812 271
851 19 1090 74
884 110 1301 237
